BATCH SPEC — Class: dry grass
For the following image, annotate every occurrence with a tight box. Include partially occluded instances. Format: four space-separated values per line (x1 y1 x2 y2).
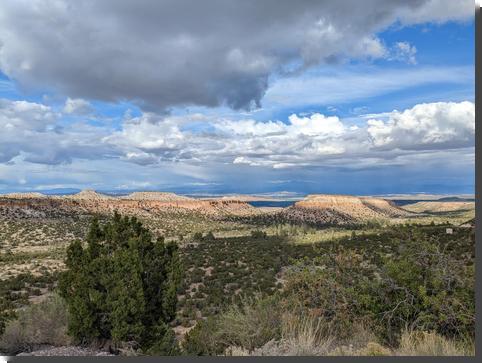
395 330 474 356
226 315 474 357
278 313 334 355
0 294 71 355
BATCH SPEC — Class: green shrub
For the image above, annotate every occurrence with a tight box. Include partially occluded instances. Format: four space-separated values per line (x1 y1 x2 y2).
183 318 222 355
251 230 267 239
183 294 281 355
58 213 182 354
0 294 70 355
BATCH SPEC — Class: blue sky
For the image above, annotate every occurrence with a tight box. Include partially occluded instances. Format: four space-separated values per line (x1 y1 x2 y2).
0 0 475 196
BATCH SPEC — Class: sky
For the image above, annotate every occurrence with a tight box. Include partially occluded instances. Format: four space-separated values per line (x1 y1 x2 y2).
0 0 475 196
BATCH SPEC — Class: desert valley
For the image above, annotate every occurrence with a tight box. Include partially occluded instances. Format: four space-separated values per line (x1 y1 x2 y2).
0 190 475 356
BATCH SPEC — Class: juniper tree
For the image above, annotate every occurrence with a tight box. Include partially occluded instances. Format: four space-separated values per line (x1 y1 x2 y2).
59 212 182 354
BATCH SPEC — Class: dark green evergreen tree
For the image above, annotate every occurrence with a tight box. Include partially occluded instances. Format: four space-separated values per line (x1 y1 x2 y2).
59 212 182 354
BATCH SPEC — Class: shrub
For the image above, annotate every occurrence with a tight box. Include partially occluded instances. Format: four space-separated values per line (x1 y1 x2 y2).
0 294 70 355
58 213 182 354
215 294 282 351
251 230 267 239
183 294 282 355
281 249 374 342
373 238 475 344
183 318 223 355
356 342 391 356
395 330 474 356
0 297 15 337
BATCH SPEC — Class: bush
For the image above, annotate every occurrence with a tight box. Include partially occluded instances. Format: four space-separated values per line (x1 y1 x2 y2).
395 330 473 356
183 294 282 355
0 294 70 355
182 318 223 355
281 239 475 346
281 249 374 342
0 297 15 337
58 213 182 354
251 230 267 239
216 294 282 351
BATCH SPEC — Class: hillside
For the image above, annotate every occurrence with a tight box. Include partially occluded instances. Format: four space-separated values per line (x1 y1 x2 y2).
63 190 114 200
401 201 475 214
0 190 260 220
282 194 411 225
120 192 193 201
0 192 47 199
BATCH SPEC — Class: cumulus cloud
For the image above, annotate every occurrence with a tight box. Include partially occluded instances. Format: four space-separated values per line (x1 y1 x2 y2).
367 101 475 150
0 0 474 110
0 97 474 172
0 98 111 164
104 101 474 169
63 98 93 115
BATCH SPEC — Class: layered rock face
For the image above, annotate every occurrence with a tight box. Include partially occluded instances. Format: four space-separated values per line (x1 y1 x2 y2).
283 194 411 225
401 201 475 213
1 192 47 199
0 190 258 219
119 192 192 201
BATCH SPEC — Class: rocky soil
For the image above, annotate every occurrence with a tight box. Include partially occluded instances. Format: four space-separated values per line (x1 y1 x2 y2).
16 345 115 356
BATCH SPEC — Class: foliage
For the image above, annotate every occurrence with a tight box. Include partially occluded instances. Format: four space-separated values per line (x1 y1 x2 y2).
281 247 374 341
0 294 70 355
58 212 182 354
183 224 474 356
250 230 267 239
281 231 475 346
183 294 281 355
182 318 223 356
396 330 473 356
0 297 15 337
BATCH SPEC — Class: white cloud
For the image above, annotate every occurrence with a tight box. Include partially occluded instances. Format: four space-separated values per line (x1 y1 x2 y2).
264 66 473 108
105 101 474 170
0 98 111 164
63 98 93 115
390 41 417 65
0 97 474 176
0 0 474 111
367 101 474 150
288 114 345 136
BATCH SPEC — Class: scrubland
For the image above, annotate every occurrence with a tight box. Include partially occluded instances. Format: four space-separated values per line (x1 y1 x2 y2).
0 193 475 356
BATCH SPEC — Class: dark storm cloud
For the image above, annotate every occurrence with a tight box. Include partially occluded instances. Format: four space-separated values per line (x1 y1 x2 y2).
0 0 473 110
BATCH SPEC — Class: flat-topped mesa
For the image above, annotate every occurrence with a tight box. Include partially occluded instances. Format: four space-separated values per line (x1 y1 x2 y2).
120 192 193 201
0 192 47 199
402 201 475 214
294 194 410 220
63 189 114 200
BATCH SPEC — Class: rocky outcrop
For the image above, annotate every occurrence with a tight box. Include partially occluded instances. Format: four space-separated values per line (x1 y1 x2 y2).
401 201 475 213
1 192 47 199
120 191 192 201
278 194 411 226
0 190 259 219
62 190 114 200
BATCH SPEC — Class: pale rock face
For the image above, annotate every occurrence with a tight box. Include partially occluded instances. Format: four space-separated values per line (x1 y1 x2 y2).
0 189 259 218
293 194 411 221
63 190 114 200
119 192 193 201
0 192 47 199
